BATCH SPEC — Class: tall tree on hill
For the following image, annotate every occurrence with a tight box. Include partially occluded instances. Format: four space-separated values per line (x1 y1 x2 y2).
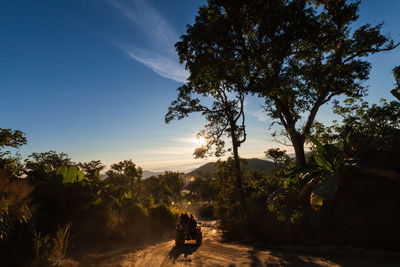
176 0 398 169
166 2 250 203
265 148 290 168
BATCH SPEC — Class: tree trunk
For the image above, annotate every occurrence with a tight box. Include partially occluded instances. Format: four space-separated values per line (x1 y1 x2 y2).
232 141 244 203
229 118 244 204
291 133 307 169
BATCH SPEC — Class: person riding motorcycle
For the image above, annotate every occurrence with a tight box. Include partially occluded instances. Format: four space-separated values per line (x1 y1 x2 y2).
176 212 202 246
179 212 189 225
179 213 198 237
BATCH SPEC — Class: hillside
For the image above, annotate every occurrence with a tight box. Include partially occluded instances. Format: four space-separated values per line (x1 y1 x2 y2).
186 158 275 177
143 170 163 179
100 171 163 180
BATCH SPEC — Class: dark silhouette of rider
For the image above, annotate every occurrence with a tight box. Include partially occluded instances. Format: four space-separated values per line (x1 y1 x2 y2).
179 212 189 225
189 214 197 237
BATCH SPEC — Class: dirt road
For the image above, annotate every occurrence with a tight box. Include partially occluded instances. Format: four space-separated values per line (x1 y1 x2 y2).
81 221 400 267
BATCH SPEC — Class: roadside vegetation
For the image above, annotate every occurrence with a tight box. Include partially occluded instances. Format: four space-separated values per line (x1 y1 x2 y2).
0 138 183 266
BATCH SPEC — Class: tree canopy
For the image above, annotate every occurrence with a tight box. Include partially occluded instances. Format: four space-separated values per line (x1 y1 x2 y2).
0 128 26 151
174 0 398 168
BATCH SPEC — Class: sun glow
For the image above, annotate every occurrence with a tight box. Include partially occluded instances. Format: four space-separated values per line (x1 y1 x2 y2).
195 136 207 146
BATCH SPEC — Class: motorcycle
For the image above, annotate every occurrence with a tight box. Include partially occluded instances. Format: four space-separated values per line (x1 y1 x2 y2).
175 221 202 246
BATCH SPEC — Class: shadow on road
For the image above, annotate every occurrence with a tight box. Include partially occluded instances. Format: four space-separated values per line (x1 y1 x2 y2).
168 243 200 262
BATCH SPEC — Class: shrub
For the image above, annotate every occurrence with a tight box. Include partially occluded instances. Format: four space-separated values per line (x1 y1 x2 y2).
123 202 150 244
50 224 71 264
148 205 178 239
197 203 215 219
0 169 33 241
32 230 51 267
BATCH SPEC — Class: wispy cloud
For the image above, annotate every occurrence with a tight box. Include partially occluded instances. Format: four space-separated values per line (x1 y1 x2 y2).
244 97 268 122
246 109 268 122
107 0 188 83
126 49 188 83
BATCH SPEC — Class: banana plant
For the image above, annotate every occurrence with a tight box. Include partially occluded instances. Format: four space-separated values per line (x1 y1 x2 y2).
45 165 86 184
303 133 353 210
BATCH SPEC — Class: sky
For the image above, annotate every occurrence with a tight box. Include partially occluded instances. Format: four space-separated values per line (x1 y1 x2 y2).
1 0 400 172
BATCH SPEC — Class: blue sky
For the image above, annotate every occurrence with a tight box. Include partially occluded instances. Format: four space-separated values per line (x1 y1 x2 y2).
1 0 399 172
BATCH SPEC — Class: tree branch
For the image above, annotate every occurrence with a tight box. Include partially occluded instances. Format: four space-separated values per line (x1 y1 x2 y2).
343 42 400 64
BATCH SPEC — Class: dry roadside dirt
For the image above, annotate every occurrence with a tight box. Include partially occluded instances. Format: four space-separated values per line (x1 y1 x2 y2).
78 221 400 267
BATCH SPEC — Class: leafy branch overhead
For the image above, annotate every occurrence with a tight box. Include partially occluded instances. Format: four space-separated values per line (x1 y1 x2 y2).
392 66 400 101
0 129 27 150
173 0 399 169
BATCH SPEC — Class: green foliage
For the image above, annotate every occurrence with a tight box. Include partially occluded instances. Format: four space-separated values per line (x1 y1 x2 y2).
103 160 143 205
32 224 71 266
214 158 244 203
54 165 86 184
325 99 400 162
78 160 104 180
1 146 182 264
197 203 215 219
392 65 400 101
25 151 74 185
159 171 184 203
50 224 71 264
305 133 347 174
306 97 400 210
143 171 184 205
0 152 25 177
265 148 290 168
303 133 352 210
0 128 26 150
148 204 179 232
32 230 51 267
0 169 33 241
0 128 27 176
185 177 219 202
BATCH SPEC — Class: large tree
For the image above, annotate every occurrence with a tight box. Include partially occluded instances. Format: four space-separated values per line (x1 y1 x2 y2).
105 160 143 202
0 128 27 176
25 151 73 182
0 128 26 151
252 0 398 168
166 2 250 201
179 0 398 168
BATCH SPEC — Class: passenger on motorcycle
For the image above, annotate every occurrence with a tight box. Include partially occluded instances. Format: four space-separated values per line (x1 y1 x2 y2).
179 212 189 225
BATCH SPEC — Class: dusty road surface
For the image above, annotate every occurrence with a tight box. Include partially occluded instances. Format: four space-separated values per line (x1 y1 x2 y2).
81 221 400 267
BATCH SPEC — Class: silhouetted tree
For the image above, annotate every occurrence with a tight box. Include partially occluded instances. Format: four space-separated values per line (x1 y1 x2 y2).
105 160 143 203
0 128 26 150
159 171 184 203
25 151 73 182
78 160 104 180
265 148 289 168
392 65 400 100
166 2 250 202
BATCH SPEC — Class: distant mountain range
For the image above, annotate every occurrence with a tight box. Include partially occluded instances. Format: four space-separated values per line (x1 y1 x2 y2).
186 158 275 177
99 158 275 180
100 171 163 180
143 170 163 179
